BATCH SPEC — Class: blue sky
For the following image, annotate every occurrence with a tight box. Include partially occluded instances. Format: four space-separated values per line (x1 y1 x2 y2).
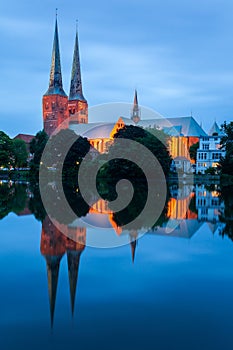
1 0 233 137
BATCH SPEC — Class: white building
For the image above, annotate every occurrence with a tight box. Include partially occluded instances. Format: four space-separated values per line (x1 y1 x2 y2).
171 156 192 173
195 184 224 223
196 122 225 174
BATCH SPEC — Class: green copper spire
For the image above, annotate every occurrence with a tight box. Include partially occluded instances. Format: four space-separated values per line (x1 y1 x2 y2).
45 17 67 96
69 27 86 101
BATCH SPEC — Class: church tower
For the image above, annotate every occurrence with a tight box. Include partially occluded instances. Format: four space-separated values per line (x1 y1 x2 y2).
68 27 88 124
42 16 68 136
131 90 141 124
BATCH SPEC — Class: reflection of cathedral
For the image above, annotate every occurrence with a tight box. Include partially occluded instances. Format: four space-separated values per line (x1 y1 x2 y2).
40 212 137 326
40 216 86 326
150 184 226 238
150 185 202 239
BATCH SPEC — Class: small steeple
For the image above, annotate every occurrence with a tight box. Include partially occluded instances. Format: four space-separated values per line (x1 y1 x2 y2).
45 15 67 97
131 89 141 124
208 121 224 136
134 89 138 106
69 24 86 102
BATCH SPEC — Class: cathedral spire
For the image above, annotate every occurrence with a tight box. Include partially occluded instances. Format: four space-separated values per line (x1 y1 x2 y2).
45 16 67 96
69 26 86 102
134 89 138 107
131 89 141 124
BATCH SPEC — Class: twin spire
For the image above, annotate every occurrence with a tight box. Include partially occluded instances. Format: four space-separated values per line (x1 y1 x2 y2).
45 16 86 102
69 30 86 101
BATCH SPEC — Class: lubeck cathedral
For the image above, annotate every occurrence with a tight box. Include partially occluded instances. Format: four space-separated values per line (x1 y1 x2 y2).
42 16 210 160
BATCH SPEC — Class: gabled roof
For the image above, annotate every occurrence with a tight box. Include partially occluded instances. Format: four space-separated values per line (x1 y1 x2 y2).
70 122 115 139
149 219 203 239
14 134 34 143
208 121 224 136
118 116 207 137
163 125 182 137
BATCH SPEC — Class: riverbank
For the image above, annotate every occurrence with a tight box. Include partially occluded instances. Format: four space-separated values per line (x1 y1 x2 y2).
1 169 233 186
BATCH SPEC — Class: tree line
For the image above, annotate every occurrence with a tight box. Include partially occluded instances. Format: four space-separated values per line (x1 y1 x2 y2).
0 131 28 169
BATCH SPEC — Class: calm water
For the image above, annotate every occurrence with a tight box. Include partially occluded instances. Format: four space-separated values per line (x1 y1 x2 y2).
1 182 233 350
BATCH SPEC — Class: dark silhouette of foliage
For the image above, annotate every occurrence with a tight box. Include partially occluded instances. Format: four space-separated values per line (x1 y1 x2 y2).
218 121 233 175
189 142 199 161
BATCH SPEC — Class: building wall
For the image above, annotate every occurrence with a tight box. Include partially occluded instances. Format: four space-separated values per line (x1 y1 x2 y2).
68 100 88 124
43 95 69 136
196 136 225 174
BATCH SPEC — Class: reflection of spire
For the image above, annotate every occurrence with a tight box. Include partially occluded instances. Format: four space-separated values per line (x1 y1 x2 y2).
45 255 63 328
129 230 138 264
40 216 66 327
67 250 82 316
130 240 137 264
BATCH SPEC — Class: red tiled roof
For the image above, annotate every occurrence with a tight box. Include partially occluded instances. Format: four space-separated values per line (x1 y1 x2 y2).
14 134 35 143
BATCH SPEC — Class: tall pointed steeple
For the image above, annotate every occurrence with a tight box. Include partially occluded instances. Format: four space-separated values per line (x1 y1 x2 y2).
42 14 68 136
131 89 141 124
69 27 86 102
45 16 66 97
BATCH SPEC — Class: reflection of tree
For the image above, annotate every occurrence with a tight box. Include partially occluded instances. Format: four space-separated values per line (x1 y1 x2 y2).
189 195 197 215
219 185 233 240
97 174 170 230
29 183 47 222
29 130 48 178
0 183 28 219
29 180 90 224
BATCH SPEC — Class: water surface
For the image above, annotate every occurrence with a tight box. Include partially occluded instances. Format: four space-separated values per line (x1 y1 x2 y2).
0 183 233 350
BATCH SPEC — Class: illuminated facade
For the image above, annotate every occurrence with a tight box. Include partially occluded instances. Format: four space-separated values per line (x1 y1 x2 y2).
43 17 207 164
196 122 225 174
43 17 88 136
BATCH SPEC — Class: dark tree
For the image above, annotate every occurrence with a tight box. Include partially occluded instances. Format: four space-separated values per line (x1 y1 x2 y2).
29 130 48 178
0 131 14 168
189 142 199 161
12 138 28 168
218 121 233 175
112 125 172 175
